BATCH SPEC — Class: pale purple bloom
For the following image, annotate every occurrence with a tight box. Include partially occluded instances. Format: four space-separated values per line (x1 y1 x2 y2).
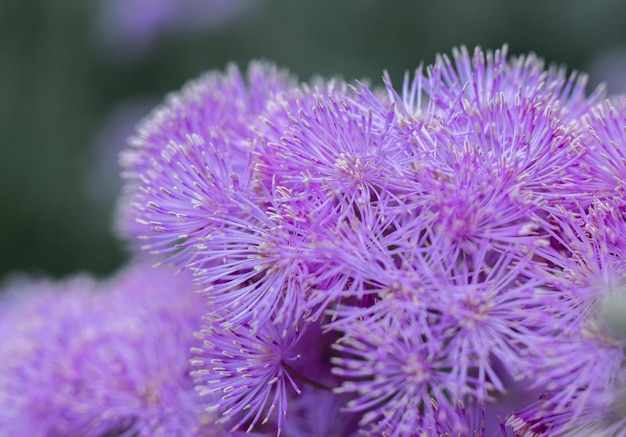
184 197 331 331
94 0 262 62
0 264 229 436
399 45 603 124
331 311 460 435
268 48 597 431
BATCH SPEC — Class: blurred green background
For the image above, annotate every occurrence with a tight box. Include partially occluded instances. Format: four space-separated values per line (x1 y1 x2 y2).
2 0 626 280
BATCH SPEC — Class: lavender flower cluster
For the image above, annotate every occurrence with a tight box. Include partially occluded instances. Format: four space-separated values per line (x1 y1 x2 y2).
2 45 626 436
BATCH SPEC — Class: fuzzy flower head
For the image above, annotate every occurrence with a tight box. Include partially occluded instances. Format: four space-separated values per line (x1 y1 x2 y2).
117 61 296 264
392 45 603 125
0 264 226 437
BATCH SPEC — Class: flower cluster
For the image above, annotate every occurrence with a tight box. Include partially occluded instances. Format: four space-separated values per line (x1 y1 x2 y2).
113 45 626 436
4 45 626 436
0 263 223 436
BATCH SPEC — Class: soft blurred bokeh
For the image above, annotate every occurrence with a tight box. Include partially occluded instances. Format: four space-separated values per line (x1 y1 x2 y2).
2 0 626 280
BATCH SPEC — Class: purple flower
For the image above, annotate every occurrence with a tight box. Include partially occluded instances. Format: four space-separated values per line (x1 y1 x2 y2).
397 45 602 124
256 87 402 205
94 0 262 62
118 61 296 267
581 96 626 201
191 316 314 435
331 311 460 435
116 46 626 435
507 200 626 435
268 48 594 430
0 264 229 436
184 198 331 331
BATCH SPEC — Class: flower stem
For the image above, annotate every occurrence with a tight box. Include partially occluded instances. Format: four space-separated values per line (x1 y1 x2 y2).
282 361 334 392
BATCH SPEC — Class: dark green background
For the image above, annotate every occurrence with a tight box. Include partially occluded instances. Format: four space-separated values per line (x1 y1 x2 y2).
2 0 626 280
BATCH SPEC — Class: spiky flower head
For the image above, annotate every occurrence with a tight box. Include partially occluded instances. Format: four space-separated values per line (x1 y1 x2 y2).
191 316 306 435
581 96 626 202
116 46 626 436
117 61 296 262
507 199 626 435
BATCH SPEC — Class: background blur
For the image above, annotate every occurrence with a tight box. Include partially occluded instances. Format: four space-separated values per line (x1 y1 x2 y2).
2 0 626 281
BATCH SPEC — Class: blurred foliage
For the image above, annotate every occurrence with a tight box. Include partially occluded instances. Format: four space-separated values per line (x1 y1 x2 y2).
1 0 626 279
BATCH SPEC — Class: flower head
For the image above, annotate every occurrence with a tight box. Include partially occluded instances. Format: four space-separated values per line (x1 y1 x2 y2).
581 96 626 200
0 264 224 437
191 316 315 435
117 61 296 266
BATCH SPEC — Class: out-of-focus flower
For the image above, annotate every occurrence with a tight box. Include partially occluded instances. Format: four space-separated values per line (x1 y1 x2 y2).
281 388 360 437
93 0 263 62
0 264 225 436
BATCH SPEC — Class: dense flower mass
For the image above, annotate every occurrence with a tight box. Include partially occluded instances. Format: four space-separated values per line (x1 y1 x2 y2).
111 45 626 436
5 44 626 436
0 264 223 436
